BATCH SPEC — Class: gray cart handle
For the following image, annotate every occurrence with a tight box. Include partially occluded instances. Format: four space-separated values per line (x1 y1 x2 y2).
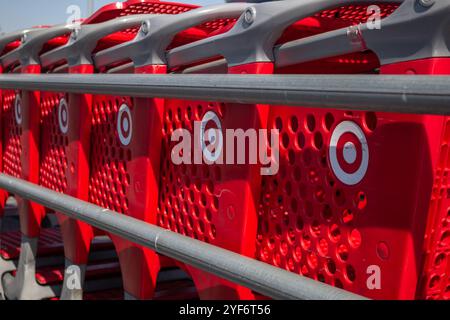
94 3 248 69
0 28 43 63
275 0 449 68
40 14 159 68
167 0 404 68
1 24 78 69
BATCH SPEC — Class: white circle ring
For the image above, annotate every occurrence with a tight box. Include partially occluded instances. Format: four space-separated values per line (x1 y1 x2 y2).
14 94 22 125
58 98 69 134
200 111 223 163
117 103 132 146
329 121 369 186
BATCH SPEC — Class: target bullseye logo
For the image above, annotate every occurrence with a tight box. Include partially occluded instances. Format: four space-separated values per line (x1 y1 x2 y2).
14 94 22 125
117 104 132 146
58 98 69 134
329 121 369 185
200 111 223 162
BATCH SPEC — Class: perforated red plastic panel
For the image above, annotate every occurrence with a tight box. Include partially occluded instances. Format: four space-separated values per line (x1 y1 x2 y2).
39 92 68 193
157 96 266 300
87 0 196 24
157 103 222 244
2 90 22 178
88 1 200 53
88 96 131 215
379 59 450 301
317 3 399 23
256 108 445 300
419 117 450 299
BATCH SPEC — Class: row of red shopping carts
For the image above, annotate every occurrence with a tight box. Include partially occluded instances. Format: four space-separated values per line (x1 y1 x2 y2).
0 0 449 300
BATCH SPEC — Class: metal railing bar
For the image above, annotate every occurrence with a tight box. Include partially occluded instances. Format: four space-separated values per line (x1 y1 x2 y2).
0 173 366 300
0 74 450 115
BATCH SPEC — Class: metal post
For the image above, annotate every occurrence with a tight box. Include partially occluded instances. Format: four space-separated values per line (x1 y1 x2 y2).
87 0 95 16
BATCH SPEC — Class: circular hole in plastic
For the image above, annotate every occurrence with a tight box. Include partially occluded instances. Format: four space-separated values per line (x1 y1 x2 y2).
345 264 356 282
440 230 450 246
337 244 349 261
434 253 446 267
282 132 290 149
355 191 367 210
307 252 318 270
306 115 316 132
317 238 329 257
290 116 299 132
296 132 306 149
301 234 312 250
329 224 341 242
327 260 336 275
313 132 323 150
324 113 335 131
275 117 283 131
349 228 362 249
376 241 390 260
429 275 441 289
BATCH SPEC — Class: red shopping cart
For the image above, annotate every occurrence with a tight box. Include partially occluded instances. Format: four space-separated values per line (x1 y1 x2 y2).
0 29 30 299
0 31 25 218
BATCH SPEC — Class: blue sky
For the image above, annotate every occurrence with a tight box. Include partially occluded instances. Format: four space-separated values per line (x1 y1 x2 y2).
0 0 224 34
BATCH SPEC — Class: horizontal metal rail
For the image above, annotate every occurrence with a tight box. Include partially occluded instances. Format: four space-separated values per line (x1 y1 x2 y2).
0 74 450 115
0 173 366 300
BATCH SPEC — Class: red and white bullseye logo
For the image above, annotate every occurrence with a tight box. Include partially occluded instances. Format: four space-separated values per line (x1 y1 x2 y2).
14 94 22 125
329 121 369 186
117 104 132 146
58 98 69 134
200 111 223 163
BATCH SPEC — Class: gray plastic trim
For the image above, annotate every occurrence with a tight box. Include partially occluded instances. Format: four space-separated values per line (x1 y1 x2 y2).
40 15 157 68
0 28 37 56
2 236 57 300
275 0 450 68
167 0 404 68
0 28 45 69
94 3 248 68
1 24 78 69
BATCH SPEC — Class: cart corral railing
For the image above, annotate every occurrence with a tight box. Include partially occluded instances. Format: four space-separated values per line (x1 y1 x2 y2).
1 73 450 300
1 74 449 115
